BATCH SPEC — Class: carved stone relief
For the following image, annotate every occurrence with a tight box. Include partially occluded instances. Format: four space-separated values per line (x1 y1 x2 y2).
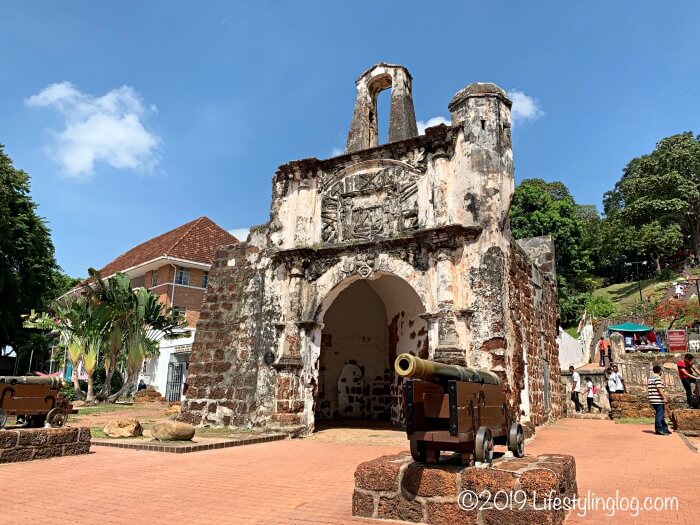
321 164 423 243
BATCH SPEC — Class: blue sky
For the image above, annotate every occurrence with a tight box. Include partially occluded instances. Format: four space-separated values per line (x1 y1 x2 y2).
2 1 699 277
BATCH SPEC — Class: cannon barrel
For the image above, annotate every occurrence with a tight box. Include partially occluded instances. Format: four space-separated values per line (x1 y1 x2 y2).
0 375 65 389
395 353 500 385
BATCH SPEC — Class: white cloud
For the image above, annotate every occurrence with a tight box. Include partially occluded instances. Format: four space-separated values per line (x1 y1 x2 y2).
25 82 160 179
330 146 344 157
228 228 250 242
507 90 544 126
417 116 451 135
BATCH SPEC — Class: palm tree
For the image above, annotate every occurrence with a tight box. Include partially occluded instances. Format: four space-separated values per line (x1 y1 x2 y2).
81 269 189 402
25 268 189 403
106 286 189 402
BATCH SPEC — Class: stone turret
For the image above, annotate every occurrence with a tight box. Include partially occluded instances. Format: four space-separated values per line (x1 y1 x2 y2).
345 63 418 153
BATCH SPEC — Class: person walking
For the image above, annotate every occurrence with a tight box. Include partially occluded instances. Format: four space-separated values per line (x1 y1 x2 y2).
585 376 602 412
648 365 671 435
597 337 607 367
569 366 583 412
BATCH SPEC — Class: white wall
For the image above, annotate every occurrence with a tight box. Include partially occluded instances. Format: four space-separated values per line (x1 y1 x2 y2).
557 328 588 370
139 330 195 399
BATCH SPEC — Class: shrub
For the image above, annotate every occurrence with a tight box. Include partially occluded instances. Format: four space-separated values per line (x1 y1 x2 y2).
657 268 678 282
585 295 617 318
60 384 75 401
93 367 124 395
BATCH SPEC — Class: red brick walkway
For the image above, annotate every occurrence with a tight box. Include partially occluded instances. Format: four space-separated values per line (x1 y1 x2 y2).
527 419 699 524
1 419 698 524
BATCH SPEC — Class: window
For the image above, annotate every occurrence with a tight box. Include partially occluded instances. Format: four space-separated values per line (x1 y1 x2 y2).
151 271 158 288
175 267 190 286
202 272 209 288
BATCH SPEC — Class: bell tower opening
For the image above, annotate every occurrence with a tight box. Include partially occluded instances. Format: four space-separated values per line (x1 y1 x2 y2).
345 63 419 153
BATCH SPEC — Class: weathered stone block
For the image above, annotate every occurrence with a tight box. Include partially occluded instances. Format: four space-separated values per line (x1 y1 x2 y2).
33 445 64 459
671 409 700 435
0 430 19 448
402 463 459 497
62 442 91 455
17 429 49 447
377 495 423 523
352 490 374 518
425 502 478 525
355 454 409 491
353 453 576 524
47 427 79 445
519 468 561 501
0 448 34 463
461 466 518 493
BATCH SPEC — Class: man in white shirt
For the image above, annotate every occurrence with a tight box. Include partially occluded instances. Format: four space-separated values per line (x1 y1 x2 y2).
612 365 625 393
568 366 583 412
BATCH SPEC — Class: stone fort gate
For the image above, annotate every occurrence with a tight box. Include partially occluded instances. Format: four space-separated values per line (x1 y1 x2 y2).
181 64 562 435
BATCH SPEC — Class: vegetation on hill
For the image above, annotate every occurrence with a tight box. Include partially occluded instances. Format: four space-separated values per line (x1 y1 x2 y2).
510 132 700 328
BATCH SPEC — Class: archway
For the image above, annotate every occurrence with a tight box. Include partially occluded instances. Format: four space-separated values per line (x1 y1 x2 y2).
313 273 427 426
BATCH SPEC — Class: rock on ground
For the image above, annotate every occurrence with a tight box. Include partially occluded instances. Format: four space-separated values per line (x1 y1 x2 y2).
671 409 700 436
103 419 143 438
151 420 195 441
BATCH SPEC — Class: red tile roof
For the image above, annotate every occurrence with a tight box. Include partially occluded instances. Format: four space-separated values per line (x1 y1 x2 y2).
99 217 238 277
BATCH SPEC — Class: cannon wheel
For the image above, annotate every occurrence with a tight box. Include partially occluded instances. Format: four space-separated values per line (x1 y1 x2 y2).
410 439 427 463
46 408 67 428
508 423 525 457
0 408 6 429
474 427 494 465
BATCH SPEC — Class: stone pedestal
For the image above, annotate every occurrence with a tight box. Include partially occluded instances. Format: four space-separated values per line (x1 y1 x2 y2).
671 409 700 436
353 452 577 525
0 427 91 463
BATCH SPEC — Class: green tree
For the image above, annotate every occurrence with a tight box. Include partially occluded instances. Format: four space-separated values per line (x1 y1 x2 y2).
0 145 59 355
509 178 594 323
608 132 700 261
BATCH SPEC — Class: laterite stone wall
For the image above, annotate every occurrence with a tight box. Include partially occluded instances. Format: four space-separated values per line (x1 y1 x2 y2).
0 427 91 463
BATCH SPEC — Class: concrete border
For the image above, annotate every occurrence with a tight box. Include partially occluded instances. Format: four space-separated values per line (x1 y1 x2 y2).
90 434 286 454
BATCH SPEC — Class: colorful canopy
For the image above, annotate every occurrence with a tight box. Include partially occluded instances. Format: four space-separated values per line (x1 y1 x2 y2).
607 322 653 333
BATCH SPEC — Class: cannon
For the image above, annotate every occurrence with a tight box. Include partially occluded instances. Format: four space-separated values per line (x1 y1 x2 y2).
0 375 77 429
395 353 524 465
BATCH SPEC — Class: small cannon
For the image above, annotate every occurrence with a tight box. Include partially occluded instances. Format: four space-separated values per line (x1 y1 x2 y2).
395 353 524 465
0 375 77 429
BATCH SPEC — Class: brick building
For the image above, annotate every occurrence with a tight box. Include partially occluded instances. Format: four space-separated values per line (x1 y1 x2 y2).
94 216 237 399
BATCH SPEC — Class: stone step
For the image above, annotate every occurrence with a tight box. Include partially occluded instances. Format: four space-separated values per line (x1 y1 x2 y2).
566 412 611 420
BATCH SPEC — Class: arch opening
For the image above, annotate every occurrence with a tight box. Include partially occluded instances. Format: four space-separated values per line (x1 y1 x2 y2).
313 273 428 427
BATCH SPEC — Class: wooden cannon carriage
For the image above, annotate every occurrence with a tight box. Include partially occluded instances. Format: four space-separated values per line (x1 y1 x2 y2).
0 375 77 428
395 353 524 465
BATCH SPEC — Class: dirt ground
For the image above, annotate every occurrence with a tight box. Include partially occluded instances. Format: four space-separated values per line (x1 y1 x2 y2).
68 402 171 428
306 419 407 447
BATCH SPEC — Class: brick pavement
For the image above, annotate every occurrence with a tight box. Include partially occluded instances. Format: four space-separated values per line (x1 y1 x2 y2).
1 418 698 524
527 419 699 524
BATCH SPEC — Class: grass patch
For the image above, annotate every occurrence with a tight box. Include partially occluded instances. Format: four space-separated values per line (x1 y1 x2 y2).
592 272 681 306
615 417 655 425
563 326 579 339
75 404 133 415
